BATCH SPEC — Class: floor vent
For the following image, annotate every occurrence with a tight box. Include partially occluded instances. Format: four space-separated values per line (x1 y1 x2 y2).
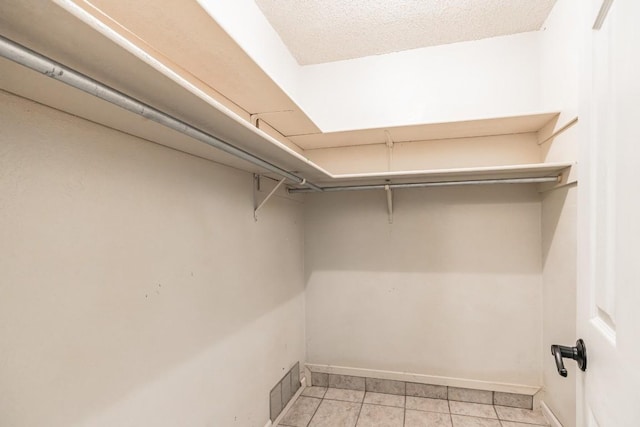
270 361 301 421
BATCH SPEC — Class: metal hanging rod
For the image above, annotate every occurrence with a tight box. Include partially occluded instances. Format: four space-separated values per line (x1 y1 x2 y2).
0 35 322 192
288 176 560 193
0 35 564 199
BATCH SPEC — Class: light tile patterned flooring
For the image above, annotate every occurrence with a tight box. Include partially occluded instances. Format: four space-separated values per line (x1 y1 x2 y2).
277 387 549 427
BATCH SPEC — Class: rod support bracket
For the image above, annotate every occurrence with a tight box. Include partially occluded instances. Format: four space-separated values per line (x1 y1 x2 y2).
385 131 394 172
253 174 287 221
384 130 394 149
385 184 393 224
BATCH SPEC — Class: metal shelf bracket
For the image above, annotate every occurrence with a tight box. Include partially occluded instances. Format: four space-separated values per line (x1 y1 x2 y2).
254 174 287 221
385 130 394 172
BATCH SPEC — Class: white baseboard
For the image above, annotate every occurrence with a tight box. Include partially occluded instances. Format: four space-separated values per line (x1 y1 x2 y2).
540 401 563 427
267 376 306 427
306 363 540 396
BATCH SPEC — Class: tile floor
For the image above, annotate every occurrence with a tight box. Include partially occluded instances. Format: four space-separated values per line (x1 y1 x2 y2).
276 387 549 427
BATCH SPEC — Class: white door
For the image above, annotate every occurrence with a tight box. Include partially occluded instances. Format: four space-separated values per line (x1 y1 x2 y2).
577 0 640 425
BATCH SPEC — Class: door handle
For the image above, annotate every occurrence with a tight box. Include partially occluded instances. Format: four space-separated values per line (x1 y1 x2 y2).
550 339 587 377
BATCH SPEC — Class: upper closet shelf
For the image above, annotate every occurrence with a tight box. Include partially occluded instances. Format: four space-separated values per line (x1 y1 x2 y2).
0 1 575 193
290 112 560 150
323 162 574 186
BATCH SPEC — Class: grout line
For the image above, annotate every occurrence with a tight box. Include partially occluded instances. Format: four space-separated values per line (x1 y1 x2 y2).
319 388 327 399
323 398 364 404
361 393 405 409
401 390 406 427
303 377 542 426
353 400 364 427
403 409 452 415
304 395 322 427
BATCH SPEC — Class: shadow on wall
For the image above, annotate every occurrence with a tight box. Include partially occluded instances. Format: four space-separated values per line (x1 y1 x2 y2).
1 94 305 426
302 185 544 384
541 184 575 267
304 184 543 283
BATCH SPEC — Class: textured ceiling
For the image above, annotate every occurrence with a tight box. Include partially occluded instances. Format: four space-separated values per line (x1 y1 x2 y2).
255 0 557 65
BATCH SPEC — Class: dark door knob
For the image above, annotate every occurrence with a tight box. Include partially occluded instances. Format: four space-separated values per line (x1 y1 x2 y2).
550 339 587 377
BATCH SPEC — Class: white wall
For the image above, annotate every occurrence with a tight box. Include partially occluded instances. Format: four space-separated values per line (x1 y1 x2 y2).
196 0 304 103
538 0 580 425
0 91 305 427
299 32 541 132
538 0 580 128
541 185 577 427
304 186 543 387
539 126 578 427
198 0 542 132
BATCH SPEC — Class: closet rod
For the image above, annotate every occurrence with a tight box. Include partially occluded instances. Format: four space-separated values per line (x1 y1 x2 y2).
0 35 322 192
288 176 559 193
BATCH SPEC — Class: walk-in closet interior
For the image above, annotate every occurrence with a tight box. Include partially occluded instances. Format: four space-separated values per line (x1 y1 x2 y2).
3 0 638 426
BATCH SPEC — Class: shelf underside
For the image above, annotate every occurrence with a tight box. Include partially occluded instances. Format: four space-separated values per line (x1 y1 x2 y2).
0 1 573 191
302 162 574 188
